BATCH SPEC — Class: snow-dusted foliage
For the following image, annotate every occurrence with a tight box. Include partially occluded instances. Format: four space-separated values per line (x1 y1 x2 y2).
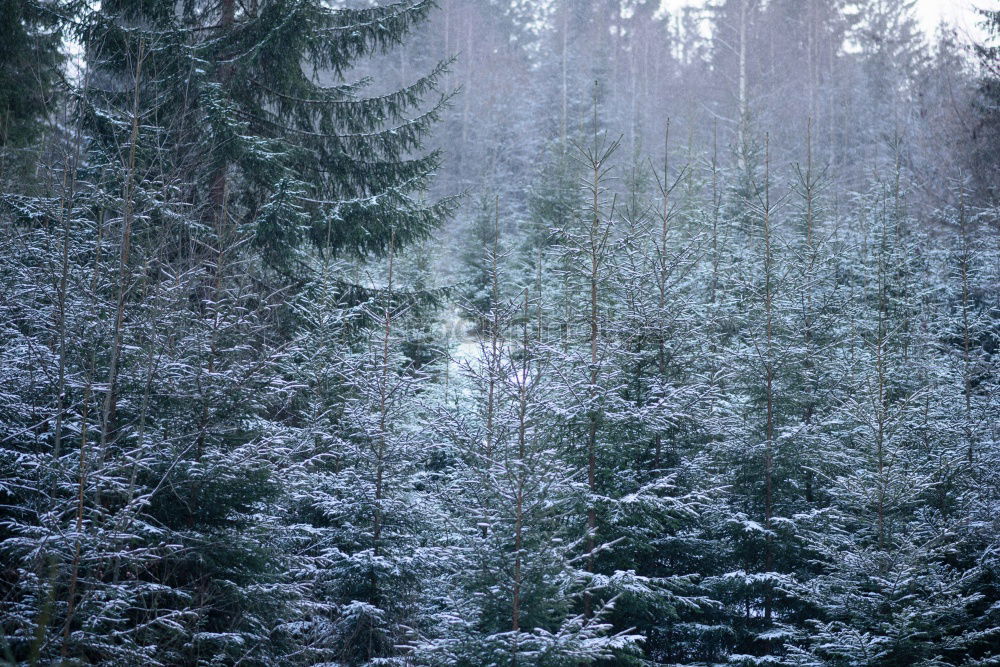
1 0 999 665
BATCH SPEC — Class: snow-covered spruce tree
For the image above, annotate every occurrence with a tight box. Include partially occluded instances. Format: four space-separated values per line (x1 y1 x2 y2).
397 239 450 373
525 143 581 258
972 7 1000 201
930 189 999 468
519 138 587 349
83 0 453 273
794 168 990 665
0 0 66 169
458 196 518 329
114 199 300 665
765 122 856 661
427 204 640 665
1 56 302 658
0 36 230 662
643 122 753 664
527 120 712 664
909 189 1000 663
1 1 454 663
697 133 830 665
543 129 626 627
592 129 729 664
276 236 455 665
781 121 849 514
0 154 131 663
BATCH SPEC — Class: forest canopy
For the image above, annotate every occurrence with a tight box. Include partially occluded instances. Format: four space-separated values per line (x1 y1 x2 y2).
1 0 998 665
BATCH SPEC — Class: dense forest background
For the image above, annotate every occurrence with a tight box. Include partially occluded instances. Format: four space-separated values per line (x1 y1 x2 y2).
1 0 999 664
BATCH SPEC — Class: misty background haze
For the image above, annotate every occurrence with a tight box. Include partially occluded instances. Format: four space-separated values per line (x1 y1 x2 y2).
345 0 997 275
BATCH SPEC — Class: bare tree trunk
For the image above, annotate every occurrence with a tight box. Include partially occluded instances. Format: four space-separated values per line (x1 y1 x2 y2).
585 172 599 619
98 39 145 463
580 126 618 620
761 134 775 624
737 0 749 174
803 119 817 503
485 198 501 459
561 2 569 150
63 41 146 654
209 0 235 225
50 68 89 660
373 231 395 565
462 17 472 152
653 122 673 472
958 193 975 462
711 121 720 304
875 198 891 551
807 0 818 129
512 295 530 660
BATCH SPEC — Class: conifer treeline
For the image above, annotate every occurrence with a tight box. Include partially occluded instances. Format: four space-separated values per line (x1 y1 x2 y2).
1 0 998 665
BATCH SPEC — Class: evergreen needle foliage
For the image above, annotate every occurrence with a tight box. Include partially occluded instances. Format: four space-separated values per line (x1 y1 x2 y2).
1 1 998 665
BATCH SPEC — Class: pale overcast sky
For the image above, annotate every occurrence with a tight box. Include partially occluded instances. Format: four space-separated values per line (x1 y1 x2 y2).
916 0 988 41
657 0 989 44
